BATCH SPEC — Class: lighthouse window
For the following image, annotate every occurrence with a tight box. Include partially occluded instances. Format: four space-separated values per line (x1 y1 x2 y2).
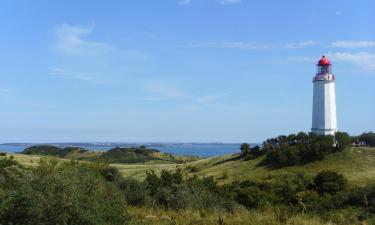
317 65 331 74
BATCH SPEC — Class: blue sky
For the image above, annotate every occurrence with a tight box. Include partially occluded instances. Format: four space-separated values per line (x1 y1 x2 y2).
0 0 374 143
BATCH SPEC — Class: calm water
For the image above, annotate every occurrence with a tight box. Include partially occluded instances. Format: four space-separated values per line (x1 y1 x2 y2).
0 144 246 157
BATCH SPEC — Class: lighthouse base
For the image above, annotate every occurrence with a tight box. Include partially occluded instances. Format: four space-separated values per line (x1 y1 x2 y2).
311 128 336 136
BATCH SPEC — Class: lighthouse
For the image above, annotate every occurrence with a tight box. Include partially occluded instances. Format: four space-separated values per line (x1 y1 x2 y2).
311 55 337 135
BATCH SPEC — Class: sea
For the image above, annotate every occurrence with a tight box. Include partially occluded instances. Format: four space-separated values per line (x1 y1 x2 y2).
0 143 259 158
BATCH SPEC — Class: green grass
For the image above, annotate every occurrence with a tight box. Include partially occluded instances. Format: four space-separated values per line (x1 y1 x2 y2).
2 147 375 225
0 153 52 166
109 147 375 186
128 206 370 225
184 147 375 186
2 147 375 187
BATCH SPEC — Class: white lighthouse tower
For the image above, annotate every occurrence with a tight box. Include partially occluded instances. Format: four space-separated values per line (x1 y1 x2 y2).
311 55 337 135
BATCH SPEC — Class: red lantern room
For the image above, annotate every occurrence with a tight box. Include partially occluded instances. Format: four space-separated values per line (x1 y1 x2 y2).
316 55 332 74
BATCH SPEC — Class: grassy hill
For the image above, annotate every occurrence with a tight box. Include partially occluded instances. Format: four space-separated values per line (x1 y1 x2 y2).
110 147 375 187
2 146 375 225
7 146 375 187
183 146 375 186
22 145 101 160
19 145 199 164
97 147 199 164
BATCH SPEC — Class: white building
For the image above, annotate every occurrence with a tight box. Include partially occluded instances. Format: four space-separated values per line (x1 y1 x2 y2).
311 55 337 135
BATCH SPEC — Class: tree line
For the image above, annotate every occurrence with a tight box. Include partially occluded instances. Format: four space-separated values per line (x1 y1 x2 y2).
240 131 352 167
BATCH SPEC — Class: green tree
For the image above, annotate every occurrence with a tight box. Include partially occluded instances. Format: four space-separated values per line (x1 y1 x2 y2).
335 131 352 151
240 143 250 157
358 132 375 147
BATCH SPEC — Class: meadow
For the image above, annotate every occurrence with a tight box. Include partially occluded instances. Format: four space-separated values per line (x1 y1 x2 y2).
1 146 374 225
4 146 375 186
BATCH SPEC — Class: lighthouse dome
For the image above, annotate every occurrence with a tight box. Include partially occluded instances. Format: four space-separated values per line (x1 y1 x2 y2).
318 55 330 65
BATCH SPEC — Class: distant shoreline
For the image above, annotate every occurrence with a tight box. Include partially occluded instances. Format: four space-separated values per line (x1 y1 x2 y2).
0 143 260 158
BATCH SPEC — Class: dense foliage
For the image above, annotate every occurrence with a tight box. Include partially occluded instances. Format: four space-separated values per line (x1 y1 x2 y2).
21 145 190 164
0 159 129 225
0 156 374 224
224 171 374 218
105 168 238 212
241 132 352 167
2 131 374 224
98 147 166 163
240 143 250 157
314 170 347 195
22 145 88 157
355 132 375 147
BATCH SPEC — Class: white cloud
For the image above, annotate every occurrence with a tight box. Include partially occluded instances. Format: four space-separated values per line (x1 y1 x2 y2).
282 41 317 49
331 41 375 48
287 56 316 62
185 41 317 50
220 0 241 4
179 0 191 4
53 23 113 55
287 52 375 73
330 52 375 73
186 42 273 50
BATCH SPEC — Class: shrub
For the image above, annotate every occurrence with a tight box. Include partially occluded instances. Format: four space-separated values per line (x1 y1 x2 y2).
0 157 19 172
314 170 347 195
235 185 267 208
119 177 148 206
240 143 250 157
346 185 375 213
335 132 352 151
143 169 237 211
355 132 375 147
0 159 129 225
271 173 313 204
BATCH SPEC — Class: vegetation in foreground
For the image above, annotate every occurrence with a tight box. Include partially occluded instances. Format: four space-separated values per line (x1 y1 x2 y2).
1 156 374 224
0 158 129 225
1 131 374 224
128 206 372 225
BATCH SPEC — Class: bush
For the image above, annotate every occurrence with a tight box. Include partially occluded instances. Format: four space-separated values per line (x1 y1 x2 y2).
357 132 375 147
335 132 352 151
0 157 19 172
314 170 347 195
119 177 148 206
346 185 375 213
235 185 267 208
271 173 313 204
143 169 237 211
0 159 129 225
240 143 250 157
